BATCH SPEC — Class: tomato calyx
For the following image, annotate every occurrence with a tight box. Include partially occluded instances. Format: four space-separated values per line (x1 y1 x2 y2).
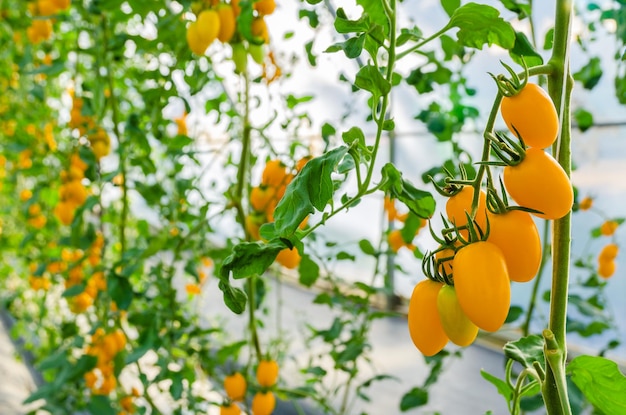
489 60 529 98
482 131 527 167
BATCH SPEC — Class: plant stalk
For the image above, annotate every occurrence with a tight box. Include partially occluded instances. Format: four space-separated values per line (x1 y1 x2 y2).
542 0 574 413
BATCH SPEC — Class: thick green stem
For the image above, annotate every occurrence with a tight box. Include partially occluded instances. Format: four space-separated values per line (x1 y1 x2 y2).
542 0 574 413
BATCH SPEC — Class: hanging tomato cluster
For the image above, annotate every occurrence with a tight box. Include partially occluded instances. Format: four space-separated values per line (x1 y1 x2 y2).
408 65 574 356
219 359 279 415
186 0 280 80
26 0 71 44
84 328 127 395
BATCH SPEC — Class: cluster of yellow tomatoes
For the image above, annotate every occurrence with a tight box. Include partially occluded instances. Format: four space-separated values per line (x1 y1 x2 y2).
247 158 310 269
221 359 279 415
84 328 127 396
54 153 89 225
26 0 71 44
186 0 278 77
69 91 112 160
409 81 574 356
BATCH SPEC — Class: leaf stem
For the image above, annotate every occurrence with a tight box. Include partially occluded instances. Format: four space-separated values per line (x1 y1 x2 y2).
522 219 551 336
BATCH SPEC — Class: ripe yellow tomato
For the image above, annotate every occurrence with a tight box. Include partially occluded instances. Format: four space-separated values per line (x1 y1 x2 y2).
453 241 510 332
487 210 541 282
256 359 279 387
220 403 242 415
251 17 270 44
501 83 559 149
196 10 220 45
599 243 619 261
251 391 276 415
598 259 616 279
600 220 619 236
261 160 288 187
446 186 487 236
217 4 236 43
436 284 478 347
250 185 276 212
275 248 300 269
503 148 573 220
407 279 448 356
224 372 247 401
254 0 276 15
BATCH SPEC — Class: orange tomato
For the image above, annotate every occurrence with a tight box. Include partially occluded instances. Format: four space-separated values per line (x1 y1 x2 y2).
224 372 247 401
486 210 541 282
445 186 487 236
407 279 448 356
254 0 276 15
256 359 279 387
453 241 510 332
501 83 559 149
503 148 573 220
275 248 300 269
217 4 236 43
251 391 276 415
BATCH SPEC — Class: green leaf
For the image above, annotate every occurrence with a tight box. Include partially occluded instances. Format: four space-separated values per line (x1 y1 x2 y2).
87 395 116 415
381 164 436 219
509 31 543 67
573 108 594 132
356 0 389 35
499 0 531 18
274 146 349 237
481 370 513 403
400 387 429 411
359 239 377 256
573 57 603 89
567 355 626 414
220 240 285 280
504 305 524 323
299 255 320 287
440 0 460 17
342 126 366 148
325 35 365 59
503 334 545 368
62 283 85 298
218 281 248 315
108 273 133 310
334 8 370 33
445 3 516 50
354 65 391 98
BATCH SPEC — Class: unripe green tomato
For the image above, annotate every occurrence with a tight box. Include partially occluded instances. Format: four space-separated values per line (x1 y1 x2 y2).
436 284 478 347
248 43 265 65
232 43 247 74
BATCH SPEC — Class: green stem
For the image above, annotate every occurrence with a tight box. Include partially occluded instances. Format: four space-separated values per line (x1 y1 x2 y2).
101 16 128 258
362 0 397 190
522 219 551 336
237 71 262 361
542 0 574 413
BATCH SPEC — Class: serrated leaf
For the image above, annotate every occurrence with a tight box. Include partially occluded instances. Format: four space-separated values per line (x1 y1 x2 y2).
381 164 436 218
400 387 429 411
509 31 543 67
567 355 626 414
274 146 348 237
445 3 516 50
220 240 285 280
503 334 545 369
354 65 391 98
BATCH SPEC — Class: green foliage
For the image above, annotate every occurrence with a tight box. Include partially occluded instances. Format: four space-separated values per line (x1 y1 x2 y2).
567 356 626 414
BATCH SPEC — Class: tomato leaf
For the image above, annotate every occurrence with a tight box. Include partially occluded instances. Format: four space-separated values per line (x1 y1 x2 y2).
334 8 370 33
220 240 285 280
567 355 626 414
274 146 349 237
325 35 365 59
503 334 545 369
440 0 460 17
87 395 116 415
355 65 391 99
381 163 436 219
444 3 516 50
573 108 594 132
399 387 429 411
299 255 320 287
356 0 389 35
481 369 513 403
573 56 603 90
509 31 543 67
